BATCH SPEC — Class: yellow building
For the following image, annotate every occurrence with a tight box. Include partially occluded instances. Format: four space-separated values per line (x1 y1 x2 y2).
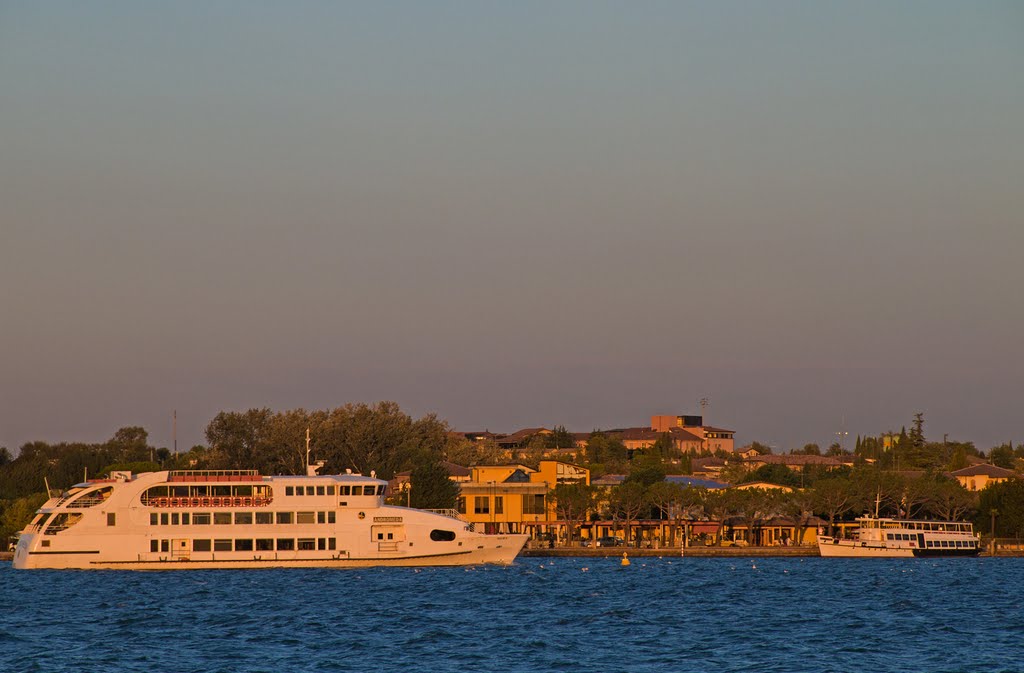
455 460 590 537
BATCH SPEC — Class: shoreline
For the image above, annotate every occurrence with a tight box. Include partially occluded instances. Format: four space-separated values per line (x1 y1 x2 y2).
521 546 817 558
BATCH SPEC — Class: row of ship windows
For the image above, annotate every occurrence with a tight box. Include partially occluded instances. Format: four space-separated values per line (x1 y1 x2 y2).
150 511 337 526
885 532 975 547
150 538 338 553
284 485 385 496
926 540 974 548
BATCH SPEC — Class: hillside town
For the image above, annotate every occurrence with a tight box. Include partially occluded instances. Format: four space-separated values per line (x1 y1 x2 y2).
2 404 1021 554
392 412 1021 551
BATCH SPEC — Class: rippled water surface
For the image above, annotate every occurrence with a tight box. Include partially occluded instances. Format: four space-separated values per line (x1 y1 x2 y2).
2 557 1023 672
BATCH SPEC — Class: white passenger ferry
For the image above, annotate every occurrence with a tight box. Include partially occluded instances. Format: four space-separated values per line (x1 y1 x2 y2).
13 467 527 569
817 515 981 558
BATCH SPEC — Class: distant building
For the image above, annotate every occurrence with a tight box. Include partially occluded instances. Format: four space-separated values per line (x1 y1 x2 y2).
950 464 1019 491
650 414 735 453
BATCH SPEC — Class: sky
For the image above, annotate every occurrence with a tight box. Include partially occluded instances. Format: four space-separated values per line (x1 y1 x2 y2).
1 2 1022 454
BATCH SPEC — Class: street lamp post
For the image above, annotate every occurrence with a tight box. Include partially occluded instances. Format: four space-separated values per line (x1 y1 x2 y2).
991 508 999 555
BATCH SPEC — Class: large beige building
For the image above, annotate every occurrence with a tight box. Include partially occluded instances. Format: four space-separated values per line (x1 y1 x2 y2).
650 414 736 453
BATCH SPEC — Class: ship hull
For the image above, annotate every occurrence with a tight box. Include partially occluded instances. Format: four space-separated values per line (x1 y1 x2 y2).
817 537 981 558
14 532 526 569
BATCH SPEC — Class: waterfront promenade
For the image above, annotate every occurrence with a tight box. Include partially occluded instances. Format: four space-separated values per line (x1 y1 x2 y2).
521 546 817 558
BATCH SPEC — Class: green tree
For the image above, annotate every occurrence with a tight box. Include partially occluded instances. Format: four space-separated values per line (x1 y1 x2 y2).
949 445 969 471
646 481 685 545
205 408 274 469
989 444 1015 469
650 433 675 460
928 480 976 521
608 481 649 547
745 463 801 488
584 432 628 470
445 437 504 467
551 483 597 545
0 493 48 545
625 457 666 488
702 488 745 546
733 488 786 546
783 488 817 547
909 413 926 448
544 425 576 450
408 458 460 510
106 426 150 462
812 478 861 536
977 480 1024 536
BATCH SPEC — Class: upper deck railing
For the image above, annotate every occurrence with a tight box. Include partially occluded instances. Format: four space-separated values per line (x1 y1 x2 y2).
168 470 262 482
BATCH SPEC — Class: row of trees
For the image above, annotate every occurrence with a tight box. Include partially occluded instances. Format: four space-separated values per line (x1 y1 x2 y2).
551 461 983 547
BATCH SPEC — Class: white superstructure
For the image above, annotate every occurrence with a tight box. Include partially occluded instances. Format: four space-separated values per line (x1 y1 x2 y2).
817 516 981 558
13 469 527 569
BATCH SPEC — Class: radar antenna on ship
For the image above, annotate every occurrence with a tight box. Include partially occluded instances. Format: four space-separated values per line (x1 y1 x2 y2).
305 428 325 476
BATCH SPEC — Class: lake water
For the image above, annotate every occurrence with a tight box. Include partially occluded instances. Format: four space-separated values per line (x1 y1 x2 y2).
1 557 1022 672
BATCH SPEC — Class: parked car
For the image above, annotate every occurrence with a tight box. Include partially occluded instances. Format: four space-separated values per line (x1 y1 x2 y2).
595 536 625 547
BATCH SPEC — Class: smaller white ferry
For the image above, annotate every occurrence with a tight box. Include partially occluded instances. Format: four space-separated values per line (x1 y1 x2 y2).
817 515 981 558
13 466 527 570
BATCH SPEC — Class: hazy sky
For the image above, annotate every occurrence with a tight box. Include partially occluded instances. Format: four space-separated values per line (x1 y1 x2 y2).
1 2 1022 454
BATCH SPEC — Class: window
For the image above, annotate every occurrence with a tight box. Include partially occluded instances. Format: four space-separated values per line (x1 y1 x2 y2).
298 538 315 550
161 513 169 525
161 539 170 553
276 512 293 524
255 538 274 551
193 513 211 525
494 497 503 515
351 486 363 496
181 513 190 525
306 486 315 496
234 512 253 525
340 486 350 496
457 497 466 514
214 539 232 552
329 538 336 550
150 540 159 552
474 497 489 514
328 511 336 524
296 512 316 524
326 486 335 496
107 513 116 527
214 513 231 525
193 539 212 552
523 494 546 515
316 486 325 496
276 538 295 551
318 538 327 550
235 539 254 551
150 513 158 526
430 530 456 542
171 513 179 526
255 512 273 524
286 486 294 496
